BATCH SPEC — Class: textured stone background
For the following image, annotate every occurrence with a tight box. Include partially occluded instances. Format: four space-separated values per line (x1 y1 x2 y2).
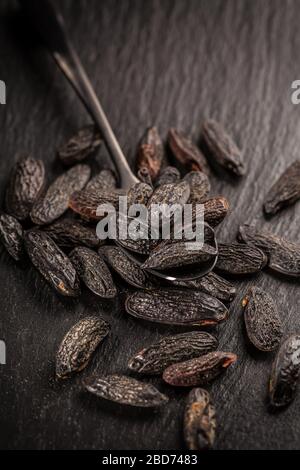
0 0 300 450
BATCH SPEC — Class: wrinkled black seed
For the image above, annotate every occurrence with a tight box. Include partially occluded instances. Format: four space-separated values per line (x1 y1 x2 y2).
202 119 245 176
168 128 210 174
264 161 300 216
269 335 300 408
24 230 80 296
0 213 24 260
99 245 152 289
43 219 101 249
86 169 117 192
5 156 45 220
125 289 229 326
184 388 216 450
155 166 181 186
56 316 110 378
137 127 164 181
58 125 102 165
142 241 217 271
216 242 267 275
184 171 211 203
128 331 218 375
238 224 300 278
163 351 237 386
31 164 91 225
84 374 168 407
242 287 283 351
69 246 117 298
69 188 124 221
172 272 236 302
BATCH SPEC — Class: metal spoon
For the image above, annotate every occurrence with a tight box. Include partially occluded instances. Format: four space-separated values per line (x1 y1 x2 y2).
19 0 218 281
19 0 138 189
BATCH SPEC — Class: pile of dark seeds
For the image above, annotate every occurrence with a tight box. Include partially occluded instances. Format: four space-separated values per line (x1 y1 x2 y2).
1 121 300 450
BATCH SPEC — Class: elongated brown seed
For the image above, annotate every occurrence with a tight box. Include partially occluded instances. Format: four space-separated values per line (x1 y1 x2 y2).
127 182 153 206
184 171 211 203
125 289 229 326
242 287 283 351
58 125 102 165
56 316 110 378
83 374 168 407
0 213 24 261
69 247 117 298
168 128 210 174
238 224 300 278
137 127 164 180
128 331 218 375
5 156 45 220
86 169 117 192
172 272 236 302
69 188 123 220
202 119 245 176
24 230 80 296
142 241 217 271
194 197 229 227
163 351 237 386
263 161 300 216
155 166 181 186
147 181 190 208
216 242 267 275
99 245 152 289
43 219 101 249
184 388 216 450
31 164 91 225
269 335 300 408
137 166 153 187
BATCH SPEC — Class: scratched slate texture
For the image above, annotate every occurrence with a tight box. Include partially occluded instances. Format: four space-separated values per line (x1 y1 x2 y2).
0 0 300 450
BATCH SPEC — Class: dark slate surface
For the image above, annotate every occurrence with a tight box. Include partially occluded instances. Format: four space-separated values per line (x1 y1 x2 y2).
0 0 300 450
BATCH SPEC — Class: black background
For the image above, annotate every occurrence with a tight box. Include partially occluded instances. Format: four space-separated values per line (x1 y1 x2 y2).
0 0 300 450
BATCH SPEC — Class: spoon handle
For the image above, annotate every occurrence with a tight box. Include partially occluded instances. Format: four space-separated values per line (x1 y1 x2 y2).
20 0 138 189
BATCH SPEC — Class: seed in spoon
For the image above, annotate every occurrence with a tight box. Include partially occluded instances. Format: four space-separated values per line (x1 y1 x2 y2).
142 241 217 271
155 166 181 186
127 182 153 206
